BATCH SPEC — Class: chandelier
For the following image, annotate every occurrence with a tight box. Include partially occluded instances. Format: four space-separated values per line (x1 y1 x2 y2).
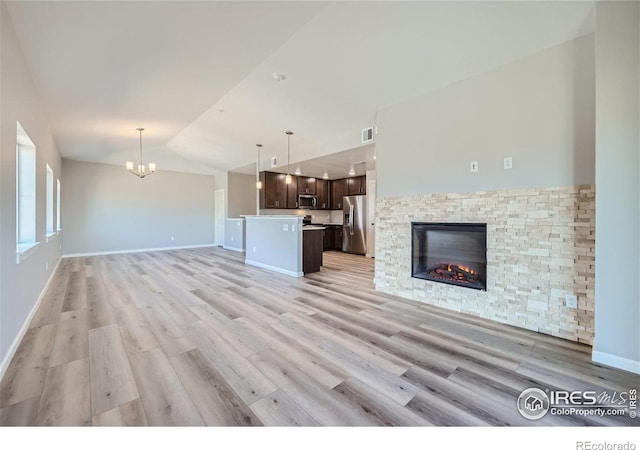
126 128 156 178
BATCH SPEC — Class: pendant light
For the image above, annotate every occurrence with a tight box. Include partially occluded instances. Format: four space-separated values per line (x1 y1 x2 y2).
256 144 263 190
126 128 156 178
285 131 293 184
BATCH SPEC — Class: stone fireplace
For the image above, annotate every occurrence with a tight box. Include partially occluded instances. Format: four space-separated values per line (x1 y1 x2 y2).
375 185 595 344
411 223 487 291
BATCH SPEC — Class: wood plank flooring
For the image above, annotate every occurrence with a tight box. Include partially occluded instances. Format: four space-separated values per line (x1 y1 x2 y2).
0 248 638 426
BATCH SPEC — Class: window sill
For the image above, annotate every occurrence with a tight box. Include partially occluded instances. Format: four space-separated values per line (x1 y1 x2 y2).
46 232 57 243
16 242 40 264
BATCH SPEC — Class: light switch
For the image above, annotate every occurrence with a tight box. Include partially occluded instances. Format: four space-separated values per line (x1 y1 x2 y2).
470 161 478 173
504 157 513 170
565 294 578 309
282 224 288 231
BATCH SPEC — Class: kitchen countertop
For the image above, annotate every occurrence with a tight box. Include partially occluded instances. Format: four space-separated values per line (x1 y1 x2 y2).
302 226 325 231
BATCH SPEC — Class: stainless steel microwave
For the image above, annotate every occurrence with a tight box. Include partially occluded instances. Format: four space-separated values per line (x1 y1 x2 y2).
298 194 318 209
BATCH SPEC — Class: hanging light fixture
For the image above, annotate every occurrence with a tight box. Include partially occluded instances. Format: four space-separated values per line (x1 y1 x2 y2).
256 144 263 189
126 128 156 178
285 131 293 184
322 171 329 180
348 164 356 176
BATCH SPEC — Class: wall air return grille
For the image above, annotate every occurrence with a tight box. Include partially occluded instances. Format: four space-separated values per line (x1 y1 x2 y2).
362 127 374 144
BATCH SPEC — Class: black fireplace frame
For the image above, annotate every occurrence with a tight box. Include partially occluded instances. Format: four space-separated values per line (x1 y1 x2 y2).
411 222 487 291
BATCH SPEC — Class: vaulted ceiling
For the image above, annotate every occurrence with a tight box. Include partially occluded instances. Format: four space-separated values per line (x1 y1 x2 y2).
5 1 595 177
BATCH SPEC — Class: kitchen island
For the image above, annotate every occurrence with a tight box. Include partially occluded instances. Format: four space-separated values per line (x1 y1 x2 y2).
244 215 324 277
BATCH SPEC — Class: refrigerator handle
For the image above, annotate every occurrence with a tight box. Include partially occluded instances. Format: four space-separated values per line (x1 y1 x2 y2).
349 204 354 235
312 197 317 208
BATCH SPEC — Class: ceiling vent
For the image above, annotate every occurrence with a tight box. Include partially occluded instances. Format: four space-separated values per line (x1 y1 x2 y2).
362 126 374 144
270 156 278 168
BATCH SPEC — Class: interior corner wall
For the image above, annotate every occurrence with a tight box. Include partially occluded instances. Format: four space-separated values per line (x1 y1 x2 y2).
0 2 63 371
376 34 595 197
228 172 257 218
593 1 640 374
62 159 215 255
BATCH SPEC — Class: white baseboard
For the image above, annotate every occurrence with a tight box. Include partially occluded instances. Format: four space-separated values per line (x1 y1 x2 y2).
245 259 303 278
592 350 640 375
63 243 216 258
223 245 245 253
0 258 62 384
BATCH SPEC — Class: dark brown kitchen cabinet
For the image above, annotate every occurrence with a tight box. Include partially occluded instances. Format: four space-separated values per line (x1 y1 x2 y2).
316 179 329 210
323 227 334 250
347 175 366 195
303 229 323 274
297 177 316 195
262 172 287 209
330 178 347 210
334 226 344 250
323 225 344 251
286 174 298 209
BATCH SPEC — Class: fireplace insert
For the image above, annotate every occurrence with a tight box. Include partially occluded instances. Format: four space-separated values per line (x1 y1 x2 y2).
411 222 487 290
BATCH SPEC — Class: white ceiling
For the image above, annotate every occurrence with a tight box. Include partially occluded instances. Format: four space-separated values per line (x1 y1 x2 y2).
6 1 595 177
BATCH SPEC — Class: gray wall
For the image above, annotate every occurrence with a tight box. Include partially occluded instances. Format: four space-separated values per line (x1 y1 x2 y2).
228 172 256 218
224 218 245 251
245 216 303 276
62 159 215 255
1 3 63 370
376 35 595 197
593 1 640 372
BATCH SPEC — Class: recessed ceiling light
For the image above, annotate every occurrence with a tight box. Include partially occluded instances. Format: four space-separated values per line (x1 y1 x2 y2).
272 72 287 82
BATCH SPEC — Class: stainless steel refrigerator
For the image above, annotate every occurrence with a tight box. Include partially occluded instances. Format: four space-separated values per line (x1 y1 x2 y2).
343 195 367 255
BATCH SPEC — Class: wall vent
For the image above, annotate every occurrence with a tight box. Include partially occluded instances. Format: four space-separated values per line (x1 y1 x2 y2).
362 126 374 144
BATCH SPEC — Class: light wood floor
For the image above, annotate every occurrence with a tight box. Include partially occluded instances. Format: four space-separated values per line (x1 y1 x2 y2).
0 248 637 426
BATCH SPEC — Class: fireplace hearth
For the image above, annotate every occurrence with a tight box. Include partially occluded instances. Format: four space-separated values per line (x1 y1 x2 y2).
411 223 487 290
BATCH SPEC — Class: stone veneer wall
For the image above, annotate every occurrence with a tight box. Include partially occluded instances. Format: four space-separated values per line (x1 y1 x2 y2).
375 185 595 344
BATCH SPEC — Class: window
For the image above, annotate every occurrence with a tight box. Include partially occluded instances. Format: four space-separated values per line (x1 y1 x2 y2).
16 122 38 260
57 178 61 231
46 164 54 236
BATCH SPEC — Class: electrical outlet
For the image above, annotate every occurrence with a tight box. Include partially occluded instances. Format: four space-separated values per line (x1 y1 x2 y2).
565 294 578 309
504 157 513 170
252 246 256 253
230 236 234 242
470 161 478 173
292 225 296 231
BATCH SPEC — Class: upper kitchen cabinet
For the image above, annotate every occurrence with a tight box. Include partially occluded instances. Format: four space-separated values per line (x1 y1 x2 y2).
298 177 317 195
286 174 299 209
330 178 347 210
316 179 329 210
262 172 288 209
347 175 366 195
